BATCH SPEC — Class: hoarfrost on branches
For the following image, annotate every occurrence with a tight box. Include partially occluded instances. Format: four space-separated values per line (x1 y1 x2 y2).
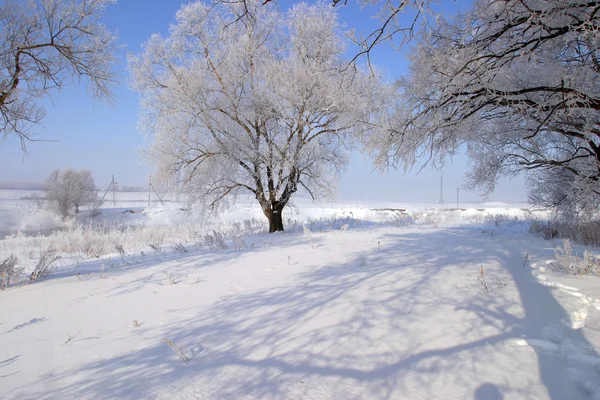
369 0 600 215
129 0 392 232
0 0 118 149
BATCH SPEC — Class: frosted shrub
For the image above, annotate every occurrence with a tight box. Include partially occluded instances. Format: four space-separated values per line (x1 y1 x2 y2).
530 219 600 246
0 222 200 272
553 239 599 275
233 236 245 251
172 243 188 254
203 230 228 251
242 218 264 232
483 214 519 227
115 244 126 258
0 256 23 289
413 210 443 227
30 248 61 281
582 251 600 275
392 213 414 227
529 220 560 240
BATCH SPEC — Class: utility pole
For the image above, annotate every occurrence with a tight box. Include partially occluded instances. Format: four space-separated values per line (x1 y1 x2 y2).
112 175 117 206
439 169 444 204
148 175 152 207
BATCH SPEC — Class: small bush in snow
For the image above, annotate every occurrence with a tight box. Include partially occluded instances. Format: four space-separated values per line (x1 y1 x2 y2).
115 244 126 259
392 212 414 227
552 239 599 275
30 248 60 281
413 210 442 227
483 214 519 227
0 255 23 289
530 218 600 246
582 251 600 275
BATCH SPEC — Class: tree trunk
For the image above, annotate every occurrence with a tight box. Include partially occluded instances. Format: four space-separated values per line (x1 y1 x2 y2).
264 206 284 233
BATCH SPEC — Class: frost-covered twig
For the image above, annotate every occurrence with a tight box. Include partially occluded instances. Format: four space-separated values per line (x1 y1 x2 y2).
478 266 489 294
164 338 189 364
65 327 83 344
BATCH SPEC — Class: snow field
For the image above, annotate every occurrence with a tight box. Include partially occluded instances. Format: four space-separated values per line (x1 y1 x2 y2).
0 197 543 276
1 211 599 399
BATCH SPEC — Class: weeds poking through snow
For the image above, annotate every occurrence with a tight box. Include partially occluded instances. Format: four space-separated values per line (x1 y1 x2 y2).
554 239 578 274
553 239 600 275
529 219 600 246
523 252 530 269
99 262 106 279
172 243 188 254
203 230 228 250
65 328 83 344
478 266 490 294
149 244 166 260
164 338 189 364
303 225 315 249
30 248 60 282
132 320 142 328
166 270 177 285
582 251 599 275
115 244 126 259
233 236 245 251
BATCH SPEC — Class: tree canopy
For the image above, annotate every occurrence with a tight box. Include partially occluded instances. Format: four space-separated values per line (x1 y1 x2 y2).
0 0 118 149
129 0 391 231
367 0 600 214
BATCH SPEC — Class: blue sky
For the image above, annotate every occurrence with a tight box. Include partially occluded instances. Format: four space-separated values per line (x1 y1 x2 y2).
0 0 527 203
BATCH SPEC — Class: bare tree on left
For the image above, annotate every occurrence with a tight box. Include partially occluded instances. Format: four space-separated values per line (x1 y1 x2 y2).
0 0 118 149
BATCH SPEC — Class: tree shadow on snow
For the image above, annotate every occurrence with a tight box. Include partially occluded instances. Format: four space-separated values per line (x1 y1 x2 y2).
14 227 600 400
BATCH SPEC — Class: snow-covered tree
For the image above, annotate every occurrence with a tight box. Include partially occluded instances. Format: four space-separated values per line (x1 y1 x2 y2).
0 0 118 149
70 170 97 213
129 1 390 232
367 0 600 214
234 0 430 63
45 169 97 219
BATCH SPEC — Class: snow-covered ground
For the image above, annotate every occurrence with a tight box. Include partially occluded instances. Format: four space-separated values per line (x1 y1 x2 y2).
1 191 599 399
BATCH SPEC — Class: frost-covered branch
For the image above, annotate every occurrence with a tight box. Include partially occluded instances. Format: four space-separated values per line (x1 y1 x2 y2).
0 0 118 150
369 0 600 215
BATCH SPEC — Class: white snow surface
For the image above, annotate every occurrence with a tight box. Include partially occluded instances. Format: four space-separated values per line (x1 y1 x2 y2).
1 195 599 399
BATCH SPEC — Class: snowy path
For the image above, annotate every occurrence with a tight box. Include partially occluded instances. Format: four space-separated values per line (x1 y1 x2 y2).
1 224 599 399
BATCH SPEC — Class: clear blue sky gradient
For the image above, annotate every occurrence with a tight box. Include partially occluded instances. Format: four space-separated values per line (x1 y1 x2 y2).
0 0 527 203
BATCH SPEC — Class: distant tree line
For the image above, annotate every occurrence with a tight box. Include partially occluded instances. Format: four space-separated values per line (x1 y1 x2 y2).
118 185 146 192
0 181 146 192
0 181 45 190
